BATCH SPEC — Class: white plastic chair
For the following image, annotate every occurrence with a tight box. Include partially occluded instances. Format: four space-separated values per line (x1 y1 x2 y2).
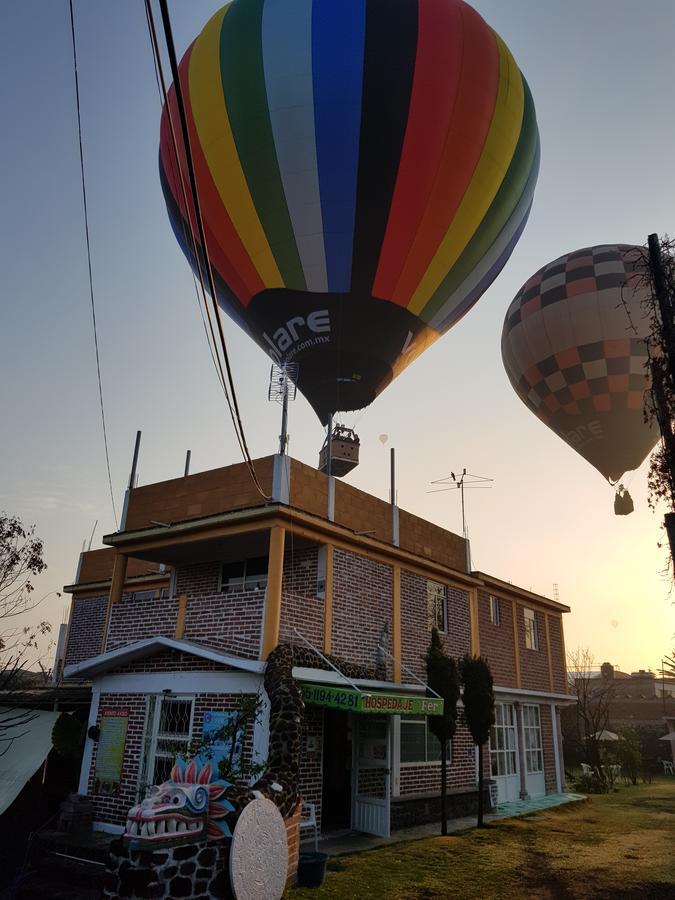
299 801 319 851
662 760 674 776
580 763 593 776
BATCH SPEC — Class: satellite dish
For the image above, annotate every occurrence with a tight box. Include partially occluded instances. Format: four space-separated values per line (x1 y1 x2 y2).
379 434 388 446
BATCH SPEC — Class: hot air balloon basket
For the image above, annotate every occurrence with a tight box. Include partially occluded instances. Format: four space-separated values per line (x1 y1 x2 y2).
318 426 360 477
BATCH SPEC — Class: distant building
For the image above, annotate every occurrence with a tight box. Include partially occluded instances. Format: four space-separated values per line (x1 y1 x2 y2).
60 454 572 839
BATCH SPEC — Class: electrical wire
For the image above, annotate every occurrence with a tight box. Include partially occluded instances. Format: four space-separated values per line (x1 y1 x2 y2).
151 0 270 501
68 0 118 525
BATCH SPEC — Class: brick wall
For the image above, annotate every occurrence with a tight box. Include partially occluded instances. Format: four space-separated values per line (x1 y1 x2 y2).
518 607 550 692
177 562 264 660
400 571 471 680
330 549 392 674
88 690 256 827
279 547 324 648
547 614 567 693
114 649 236 674
298 705 323 832
398 720 477 796
106 593 178 651
477 591 517 688
540 704 558 793
64 595 107 666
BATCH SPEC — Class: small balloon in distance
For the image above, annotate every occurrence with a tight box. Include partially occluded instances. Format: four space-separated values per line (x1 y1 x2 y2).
379 434 389 445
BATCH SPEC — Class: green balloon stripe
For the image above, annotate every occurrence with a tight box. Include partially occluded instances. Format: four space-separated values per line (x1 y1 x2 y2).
218 0 305 289
422 74 538 324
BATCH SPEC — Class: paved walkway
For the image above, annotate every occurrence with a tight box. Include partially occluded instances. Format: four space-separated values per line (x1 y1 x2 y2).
315 793 585 857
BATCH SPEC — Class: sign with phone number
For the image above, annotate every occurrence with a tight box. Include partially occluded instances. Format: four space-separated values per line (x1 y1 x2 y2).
300 683 444 716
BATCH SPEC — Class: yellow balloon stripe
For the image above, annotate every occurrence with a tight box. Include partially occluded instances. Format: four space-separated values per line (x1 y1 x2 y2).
407 35 524 316
189 5 282 287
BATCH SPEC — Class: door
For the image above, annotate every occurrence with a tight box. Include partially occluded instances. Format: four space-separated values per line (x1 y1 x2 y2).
321 709 352 831
490 703 520 803
522 705 546 797
352 715 391 837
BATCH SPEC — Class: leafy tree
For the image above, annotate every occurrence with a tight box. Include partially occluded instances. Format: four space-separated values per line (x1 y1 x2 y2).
0 513 53 756
459 655 495 827
424 628 460 835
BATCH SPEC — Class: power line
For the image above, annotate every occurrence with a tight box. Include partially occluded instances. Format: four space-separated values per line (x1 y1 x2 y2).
68 0 118 525
148 0 270 501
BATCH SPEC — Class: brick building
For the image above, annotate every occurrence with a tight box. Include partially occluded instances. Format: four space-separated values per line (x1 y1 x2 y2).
62 454 571 838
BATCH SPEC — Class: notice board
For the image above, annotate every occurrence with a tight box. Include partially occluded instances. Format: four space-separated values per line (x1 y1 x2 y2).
93 708 129 795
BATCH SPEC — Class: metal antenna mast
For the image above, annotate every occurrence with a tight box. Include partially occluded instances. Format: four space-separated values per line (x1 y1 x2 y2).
428 469 493 571
268 363 298 455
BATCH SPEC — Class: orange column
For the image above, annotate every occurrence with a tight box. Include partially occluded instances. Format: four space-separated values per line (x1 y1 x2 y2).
262 525 285 659
511 599 521 689
100 552 128 653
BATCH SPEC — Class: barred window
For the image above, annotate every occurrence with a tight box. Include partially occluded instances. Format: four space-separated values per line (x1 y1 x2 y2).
138 695 194 797
220 557 268 593
427 581 447 632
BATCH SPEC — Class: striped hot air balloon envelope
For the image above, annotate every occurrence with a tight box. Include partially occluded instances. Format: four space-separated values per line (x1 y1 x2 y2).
160 0 540 424
501 245 658 483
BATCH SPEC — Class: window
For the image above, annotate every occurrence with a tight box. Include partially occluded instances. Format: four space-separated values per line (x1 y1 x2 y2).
522 705 543 773
427 581 447 632
132 590 156 602
220 556 268 593
138 695 194 796
490 595 501 626
400 715 447 764
490 703 517 777
524 607 539 650
159 586 171 600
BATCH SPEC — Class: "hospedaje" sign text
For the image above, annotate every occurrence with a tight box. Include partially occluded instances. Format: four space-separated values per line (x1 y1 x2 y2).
300 683 444 716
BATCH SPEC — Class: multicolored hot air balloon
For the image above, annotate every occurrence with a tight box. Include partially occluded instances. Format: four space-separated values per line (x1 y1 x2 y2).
160 0 540 424
501 244 657 484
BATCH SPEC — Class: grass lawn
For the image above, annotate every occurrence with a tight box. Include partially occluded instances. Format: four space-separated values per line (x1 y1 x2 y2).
286 779 675 899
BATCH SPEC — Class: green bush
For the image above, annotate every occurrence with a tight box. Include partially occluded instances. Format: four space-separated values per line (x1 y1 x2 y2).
571 769 609 794
616 729 642 785
51 712 85 760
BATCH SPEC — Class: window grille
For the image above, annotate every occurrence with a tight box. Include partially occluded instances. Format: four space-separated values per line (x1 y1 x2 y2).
489 703 517 777
524 608 539 650
427 581 447 633
138 695 195 799
220 557 268 593
522 704 543 773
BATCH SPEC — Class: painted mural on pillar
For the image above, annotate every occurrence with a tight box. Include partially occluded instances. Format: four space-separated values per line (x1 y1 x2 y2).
160 0 539 424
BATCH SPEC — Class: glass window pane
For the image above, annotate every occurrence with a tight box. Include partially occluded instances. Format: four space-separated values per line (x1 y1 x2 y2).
158 699 192 736
401 721 426 763
426 729 442 762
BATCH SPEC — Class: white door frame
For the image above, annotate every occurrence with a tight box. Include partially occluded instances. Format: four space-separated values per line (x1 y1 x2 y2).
351 715 391 838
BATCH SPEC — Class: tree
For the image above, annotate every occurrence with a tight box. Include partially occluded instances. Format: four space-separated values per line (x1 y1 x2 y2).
459 655 495 827
660 651 675 679
424 628 460 836
565 648 614 769
0 512 53 756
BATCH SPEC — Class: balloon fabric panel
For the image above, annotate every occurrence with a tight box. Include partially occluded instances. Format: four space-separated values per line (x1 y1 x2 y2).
501 246 656 482
160 0 540 423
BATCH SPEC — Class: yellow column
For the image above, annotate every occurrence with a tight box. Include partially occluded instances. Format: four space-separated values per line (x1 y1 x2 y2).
392 566 401 683
100 552 128 653
544 613 554 692
175 593 188 639
322 545 334 655
511 599 521 689
262 525 285 659
469 588 480 656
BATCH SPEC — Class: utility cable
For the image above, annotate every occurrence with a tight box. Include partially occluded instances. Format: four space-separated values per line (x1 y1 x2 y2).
152 0 270 500
68 0 118 525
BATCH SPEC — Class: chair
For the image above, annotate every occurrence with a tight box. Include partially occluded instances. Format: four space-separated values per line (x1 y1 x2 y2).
662 760 674 776
299 801 319 851
580 763 593 776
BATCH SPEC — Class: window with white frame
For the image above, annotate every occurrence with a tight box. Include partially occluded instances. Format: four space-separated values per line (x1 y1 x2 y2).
400 715 447 764
489 595 501 625
220 557 268 593
489 703 517 777
138 695 195 797
524 607 539 650
522 705 543 773
427 580 447 632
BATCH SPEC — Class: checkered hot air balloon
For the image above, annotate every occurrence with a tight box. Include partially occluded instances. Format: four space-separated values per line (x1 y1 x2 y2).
160 0 539 424
501 245 658 484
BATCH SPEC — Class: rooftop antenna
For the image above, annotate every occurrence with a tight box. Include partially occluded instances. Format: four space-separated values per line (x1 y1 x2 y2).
553 583 560 603
268 363 298 455
428 469 493 572
87 519 98 551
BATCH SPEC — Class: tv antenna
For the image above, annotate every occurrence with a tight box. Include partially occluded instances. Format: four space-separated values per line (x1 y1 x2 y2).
268 363 299 455
428 469 493 571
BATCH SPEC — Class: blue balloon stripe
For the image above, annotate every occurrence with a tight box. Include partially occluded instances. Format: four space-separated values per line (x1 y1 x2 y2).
312 0 366 292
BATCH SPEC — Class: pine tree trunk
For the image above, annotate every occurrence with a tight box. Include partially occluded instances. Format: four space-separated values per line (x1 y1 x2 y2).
477 742 484 827
441 739 447 835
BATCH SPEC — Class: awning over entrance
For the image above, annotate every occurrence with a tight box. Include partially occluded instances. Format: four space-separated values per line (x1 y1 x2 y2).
301 682 443 716
0 707 60 815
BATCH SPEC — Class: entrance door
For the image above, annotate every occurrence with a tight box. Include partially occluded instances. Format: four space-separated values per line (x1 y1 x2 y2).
522 705 546 797
352 715 391 837
321 709 352 831
489 703 520 803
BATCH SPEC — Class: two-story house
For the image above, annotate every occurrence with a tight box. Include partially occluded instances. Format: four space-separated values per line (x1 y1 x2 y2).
61 454 570 838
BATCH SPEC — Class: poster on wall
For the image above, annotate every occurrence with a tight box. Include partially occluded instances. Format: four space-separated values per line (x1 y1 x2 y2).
194 710 241 780
93 708 129 796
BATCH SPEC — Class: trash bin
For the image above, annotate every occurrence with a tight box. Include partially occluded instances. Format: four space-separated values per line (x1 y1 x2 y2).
297 851 329 888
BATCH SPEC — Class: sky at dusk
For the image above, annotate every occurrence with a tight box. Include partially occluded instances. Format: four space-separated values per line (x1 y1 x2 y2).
1 0 674 674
